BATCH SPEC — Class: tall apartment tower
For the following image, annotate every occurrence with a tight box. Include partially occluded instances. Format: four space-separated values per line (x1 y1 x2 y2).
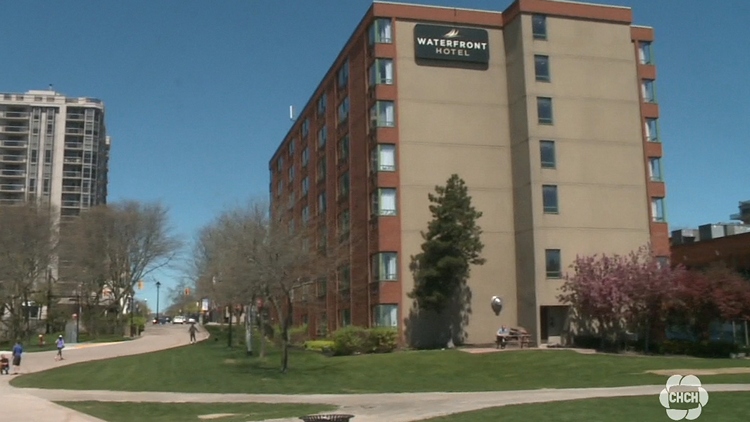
269 0 668 346
0 89 110 220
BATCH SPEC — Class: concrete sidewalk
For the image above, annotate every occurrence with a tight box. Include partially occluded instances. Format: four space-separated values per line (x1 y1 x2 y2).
0 324 208 422
19 383 750 422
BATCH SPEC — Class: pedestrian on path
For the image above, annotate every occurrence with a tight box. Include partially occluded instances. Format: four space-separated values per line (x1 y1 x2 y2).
55 335 65 361
188 323 198 344
11 340 23 375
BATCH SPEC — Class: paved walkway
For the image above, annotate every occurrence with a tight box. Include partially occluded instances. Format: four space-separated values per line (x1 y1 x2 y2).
0 324 207 421
3 326 750 422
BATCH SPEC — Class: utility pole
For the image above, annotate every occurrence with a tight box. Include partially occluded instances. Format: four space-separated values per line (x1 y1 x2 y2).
156 281 161 323
46 269 53 334
129 288 135 337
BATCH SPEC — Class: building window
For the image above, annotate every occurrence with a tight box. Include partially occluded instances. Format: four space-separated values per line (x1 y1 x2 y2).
540 140 556 169
276 180 283 196
338 135 349 163
28 178 36 193
302 205 310 226
370 101 395 128
339 209 350 236
372 188 397 216
338 265 351 291
317 157 327 182
302 147 309 167
373 304 398 328
369 18 393 45
338 97 350 124
372 144 396 172
545 249 561 278
44 150 52 164
288 139 295 156
338 60 349 89
317 93 327 116
302 119 310 138
532 14 547 40
277 156 284 173
341 309 351 327
534 55 550 82
318 191 327 213
642 79 656 103
318 126 327 149
542 185 558 214
338 172 349 199
318 224 328 251
649 157 663 181
372 252 398 281
638 41 653 65
645 118 659 142
537 97 553 124
652 197 666 222
302 176 309 196
31 150 38 164
369 58 394 86
656 256 670 268
288 166 295 183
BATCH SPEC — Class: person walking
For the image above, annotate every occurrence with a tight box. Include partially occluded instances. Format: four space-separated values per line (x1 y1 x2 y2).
11 340 23 375
55 335 65 361
188 323 198 344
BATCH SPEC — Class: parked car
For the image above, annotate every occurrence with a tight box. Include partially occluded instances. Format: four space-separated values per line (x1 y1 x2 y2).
173 315 186 324
187 317 196 324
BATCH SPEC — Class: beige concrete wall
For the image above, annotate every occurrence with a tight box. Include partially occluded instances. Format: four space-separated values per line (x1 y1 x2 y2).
395 20 516 345
518 15 651 315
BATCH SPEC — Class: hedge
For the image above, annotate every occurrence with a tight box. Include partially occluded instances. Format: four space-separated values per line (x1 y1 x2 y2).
332 326 398 356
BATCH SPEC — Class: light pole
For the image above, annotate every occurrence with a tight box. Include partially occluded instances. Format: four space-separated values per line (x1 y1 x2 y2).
156 281 161 323
129 289 135 337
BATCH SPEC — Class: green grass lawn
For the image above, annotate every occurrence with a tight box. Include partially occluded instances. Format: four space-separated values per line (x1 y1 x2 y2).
56 401 336 422
424 392 750 421
11 326 750 394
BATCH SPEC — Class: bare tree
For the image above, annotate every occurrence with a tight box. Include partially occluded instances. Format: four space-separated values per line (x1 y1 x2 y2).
0 203 57 341
61 201 182 332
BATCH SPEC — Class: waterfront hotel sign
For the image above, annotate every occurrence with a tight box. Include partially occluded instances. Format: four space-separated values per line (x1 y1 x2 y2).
414 24 489 64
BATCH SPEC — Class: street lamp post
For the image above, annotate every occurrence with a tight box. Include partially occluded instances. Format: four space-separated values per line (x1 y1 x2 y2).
129 290 135 337
156 281 161 323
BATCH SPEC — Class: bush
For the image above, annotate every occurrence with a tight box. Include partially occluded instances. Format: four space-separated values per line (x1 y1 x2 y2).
270 324 309 347
304 340 335 352
660 340 739 358
366 327 398 353
332 326 369 356
332 326 399 356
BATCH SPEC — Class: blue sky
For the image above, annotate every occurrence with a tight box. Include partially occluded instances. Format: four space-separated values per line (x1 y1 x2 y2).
1 0 748 307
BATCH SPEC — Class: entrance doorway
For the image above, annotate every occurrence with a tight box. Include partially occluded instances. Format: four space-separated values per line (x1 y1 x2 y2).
540 306 568 343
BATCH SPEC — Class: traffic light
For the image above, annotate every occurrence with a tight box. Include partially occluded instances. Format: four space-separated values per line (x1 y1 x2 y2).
138 280 144 290
185 287 191 296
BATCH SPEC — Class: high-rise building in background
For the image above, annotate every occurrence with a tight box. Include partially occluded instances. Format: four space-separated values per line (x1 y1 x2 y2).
269 0 667 346
0 89 110 220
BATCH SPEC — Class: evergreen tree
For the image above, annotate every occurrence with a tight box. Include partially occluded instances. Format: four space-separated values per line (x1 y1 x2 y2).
409 174 485 313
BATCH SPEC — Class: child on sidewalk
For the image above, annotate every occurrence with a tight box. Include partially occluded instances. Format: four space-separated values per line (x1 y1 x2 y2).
55 335 65 361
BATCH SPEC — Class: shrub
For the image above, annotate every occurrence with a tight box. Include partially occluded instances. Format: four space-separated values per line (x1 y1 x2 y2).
270 324 309 347
304 340 335 352
660 340 739 358
332 326 369 356
366 327 398 353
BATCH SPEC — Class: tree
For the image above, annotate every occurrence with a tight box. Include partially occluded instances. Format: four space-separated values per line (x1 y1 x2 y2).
0 203 57 342
669 263 750 342
61 201 182 333
408 174 485 347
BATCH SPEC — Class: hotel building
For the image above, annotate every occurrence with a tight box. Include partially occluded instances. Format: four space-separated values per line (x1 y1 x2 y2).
268 0 667 345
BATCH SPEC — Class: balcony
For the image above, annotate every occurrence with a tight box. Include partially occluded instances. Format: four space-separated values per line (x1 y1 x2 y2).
64 156 83 164
65 127 84 135
0 198 24 205
0 155 27 163
0 126 29 134
65 142 83 149
0 184 25 192
0 111 30 119
63 171 82 178
1 140 28 148
0 169 25 177
61 201 81 208
62 185 82 193
66 113 85 120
